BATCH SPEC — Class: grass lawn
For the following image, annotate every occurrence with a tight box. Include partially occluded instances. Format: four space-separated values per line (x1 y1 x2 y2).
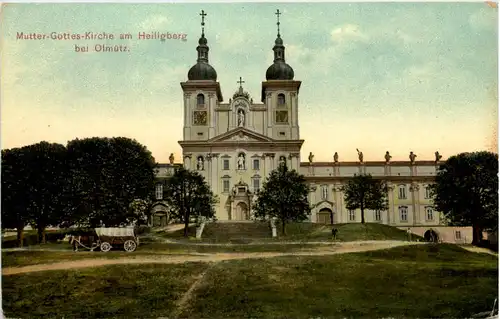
3 262 208 319
157 222 423 243
3 244 497 319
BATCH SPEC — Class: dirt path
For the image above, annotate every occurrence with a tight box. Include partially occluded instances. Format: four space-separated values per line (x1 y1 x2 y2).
3 241 426 276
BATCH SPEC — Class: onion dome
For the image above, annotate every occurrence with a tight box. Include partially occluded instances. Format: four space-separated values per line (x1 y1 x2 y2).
188 10 217 81
265 10 294 80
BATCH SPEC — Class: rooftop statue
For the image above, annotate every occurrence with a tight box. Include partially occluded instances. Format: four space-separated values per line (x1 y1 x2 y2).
385 151 392 164
356 148 363 163
435 151 442 163
409 151 417 164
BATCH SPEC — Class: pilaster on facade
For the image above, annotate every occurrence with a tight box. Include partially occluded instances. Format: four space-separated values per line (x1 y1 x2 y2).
332 184 342 223
410 183 420 225
288 152 300 171
309 184 317 222
386 184 395 225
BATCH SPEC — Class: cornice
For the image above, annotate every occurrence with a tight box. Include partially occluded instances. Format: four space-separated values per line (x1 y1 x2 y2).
300 160 439 167
180 81 223 102
178 140 305 148
304 176 436 182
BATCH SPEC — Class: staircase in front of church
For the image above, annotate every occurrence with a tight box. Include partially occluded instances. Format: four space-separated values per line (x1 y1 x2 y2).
201 221 272 243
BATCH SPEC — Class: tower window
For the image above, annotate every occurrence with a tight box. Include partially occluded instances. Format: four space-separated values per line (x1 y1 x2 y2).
253 178 260 193
197 93 205 106
278 93 285 105
253 159 260 170
223 159 230 170
222 179 230 193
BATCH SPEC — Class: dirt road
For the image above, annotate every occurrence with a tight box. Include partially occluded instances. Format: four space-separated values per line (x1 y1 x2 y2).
3 241 426 276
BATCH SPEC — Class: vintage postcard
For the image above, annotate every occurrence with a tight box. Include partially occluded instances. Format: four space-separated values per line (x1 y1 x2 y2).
1 2 498 318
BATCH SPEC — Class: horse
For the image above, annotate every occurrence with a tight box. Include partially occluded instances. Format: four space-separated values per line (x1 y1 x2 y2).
68 234 99 251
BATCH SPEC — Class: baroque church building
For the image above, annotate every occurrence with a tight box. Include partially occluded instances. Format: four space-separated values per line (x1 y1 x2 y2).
151 11 471 243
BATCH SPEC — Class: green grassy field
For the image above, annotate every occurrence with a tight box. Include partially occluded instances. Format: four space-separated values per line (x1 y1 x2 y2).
157 222 424 243
3 244 497 319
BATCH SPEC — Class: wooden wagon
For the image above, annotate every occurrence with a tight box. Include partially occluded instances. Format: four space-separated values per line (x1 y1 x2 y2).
70 227 139 252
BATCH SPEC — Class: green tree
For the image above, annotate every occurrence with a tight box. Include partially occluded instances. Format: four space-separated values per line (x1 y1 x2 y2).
341 174 388 224
24 142 69 243
253 164 311 236
430 151 498 245
2 142 69 245
1 148 30 247
164 167 217 237
66 137 157 227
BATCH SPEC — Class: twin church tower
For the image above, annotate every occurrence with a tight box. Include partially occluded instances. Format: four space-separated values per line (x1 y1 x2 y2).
178 10 304 220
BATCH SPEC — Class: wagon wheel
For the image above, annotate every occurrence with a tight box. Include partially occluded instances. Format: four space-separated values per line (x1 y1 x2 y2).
124 240 137 252
100 242 112 252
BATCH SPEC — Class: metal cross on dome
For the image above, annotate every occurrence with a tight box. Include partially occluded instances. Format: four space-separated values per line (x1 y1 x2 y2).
237 76 245 88
275 9 281 35
200 10 207 32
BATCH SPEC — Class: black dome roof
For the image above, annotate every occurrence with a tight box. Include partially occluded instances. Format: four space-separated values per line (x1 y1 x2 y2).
266 61 294 80
188 62 217 81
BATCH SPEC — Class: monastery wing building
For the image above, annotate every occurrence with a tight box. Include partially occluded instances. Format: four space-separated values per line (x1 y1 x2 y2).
151 10 472 244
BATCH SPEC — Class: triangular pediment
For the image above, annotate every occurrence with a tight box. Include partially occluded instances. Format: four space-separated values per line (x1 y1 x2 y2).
208 128 275 143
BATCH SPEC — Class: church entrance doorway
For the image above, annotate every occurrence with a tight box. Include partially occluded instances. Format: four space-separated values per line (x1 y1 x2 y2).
317 208 334 224
234 201 249 220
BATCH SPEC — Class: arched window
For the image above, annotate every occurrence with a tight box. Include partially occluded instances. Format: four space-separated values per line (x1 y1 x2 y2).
197 93 205 106
278 93 285 105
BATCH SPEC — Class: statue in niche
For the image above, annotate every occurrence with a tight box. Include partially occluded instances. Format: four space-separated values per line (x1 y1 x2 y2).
237 153 246 170
197 156 204 171
169 153 175 164
409 151 417 164
333 152 339 163
356 149 363 163
385 151 392 164
308 152 314 163
435 151 442 163
237 109 245 127
279 156 287 167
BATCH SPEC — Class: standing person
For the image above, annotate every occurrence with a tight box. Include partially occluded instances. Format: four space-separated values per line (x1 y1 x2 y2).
407 228 412 242
332 227 338 240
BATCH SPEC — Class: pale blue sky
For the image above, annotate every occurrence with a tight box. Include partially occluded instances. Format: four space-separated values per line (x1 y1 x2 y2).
1 3 498 163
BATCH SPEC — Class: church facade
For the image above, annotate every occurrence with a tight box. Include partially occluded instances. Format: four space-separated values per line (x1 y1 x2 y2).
150 11 471 243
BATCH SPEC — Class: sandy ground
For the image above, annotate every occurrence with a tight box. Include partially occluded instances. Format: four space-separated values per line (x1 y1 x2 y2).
2 241 426 276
